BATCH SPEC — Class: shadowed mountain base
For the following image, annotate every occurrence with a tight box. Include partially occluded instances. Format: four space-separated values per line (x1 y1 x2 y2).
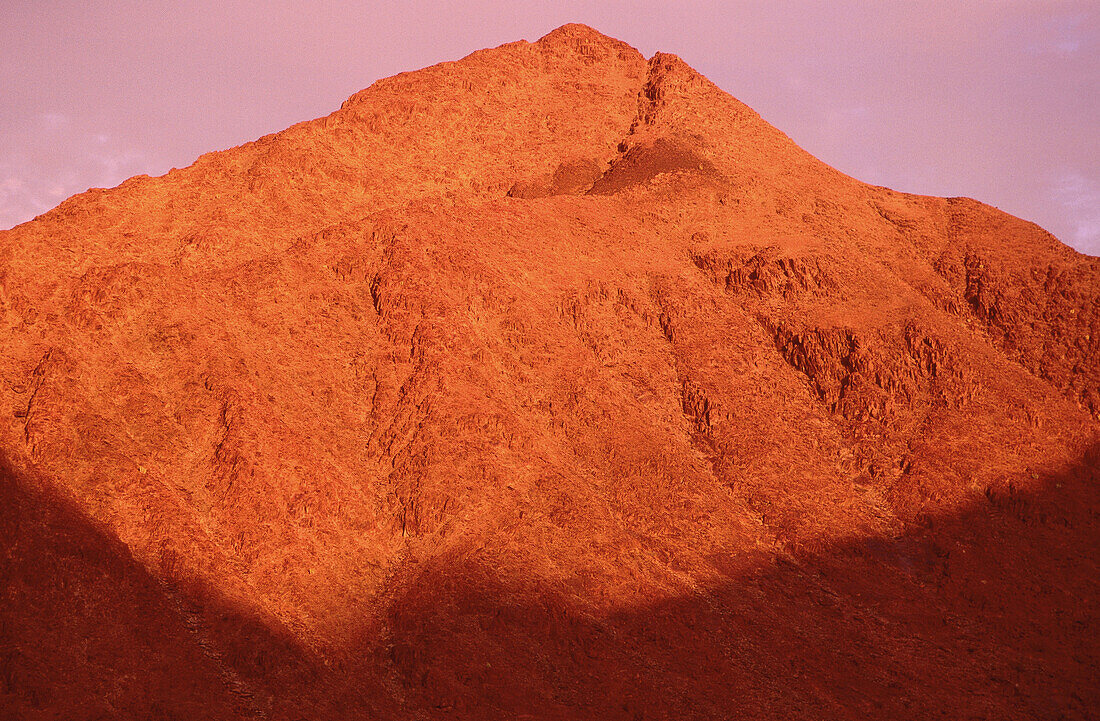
3 448 1097 719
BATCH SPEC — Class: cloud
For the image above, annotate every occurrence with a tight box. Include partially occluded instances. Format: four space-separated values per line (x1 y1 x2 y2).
1022 12 1091 57
1050 172 1100 256
0 119 149 230
38 112 69 130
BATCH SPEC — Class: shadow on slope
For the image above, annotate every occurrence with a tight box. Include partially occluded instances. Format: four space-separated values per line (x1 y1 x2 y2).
1 445 1097 720
0 453 241 719
381 447 1099 720
0 452 378 720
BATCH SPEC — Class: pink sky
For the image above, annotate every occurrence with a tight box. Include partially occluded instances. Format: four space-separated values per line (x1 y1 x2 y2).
2 1 1096 254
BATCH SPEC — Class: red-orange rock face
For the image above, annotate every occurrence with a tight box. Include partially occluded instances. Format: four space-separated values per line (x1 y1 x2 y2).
1 24 1097 720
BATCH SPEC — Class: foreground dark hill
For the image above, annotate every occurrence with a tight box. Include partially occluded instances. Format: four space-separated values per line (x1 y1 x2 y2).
1 24 1097 720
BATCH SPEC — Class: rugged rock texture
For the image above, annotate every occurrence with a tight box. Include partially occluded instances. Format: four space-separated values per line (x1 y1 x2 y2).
1 24 1097 720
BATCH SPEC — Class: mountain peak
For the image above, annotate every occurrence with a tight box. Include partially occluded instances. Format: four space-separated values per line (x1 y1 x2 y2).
535 22 643 64
537 22 619 46
2 24 1097 721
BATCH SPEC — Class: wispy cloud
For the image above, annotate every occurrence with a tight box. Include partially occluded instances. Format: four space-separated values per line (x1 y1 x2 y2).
1049 172 1100 256
39 112 69 130
0 121 149 230
1022 12 1091 58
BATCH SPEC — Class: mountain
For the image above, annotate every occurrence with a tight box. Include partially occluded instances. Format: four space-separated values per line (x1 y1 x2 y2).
1 24 1097 720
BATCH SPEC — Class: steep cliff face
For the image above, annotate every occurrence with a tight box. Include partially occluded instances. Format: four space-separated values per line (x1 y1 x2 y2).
1 24 1097 720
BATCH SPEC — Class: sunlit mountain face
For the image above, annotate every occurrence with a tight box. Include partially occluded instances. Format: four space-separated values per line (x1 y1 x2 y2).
1 25 1097 721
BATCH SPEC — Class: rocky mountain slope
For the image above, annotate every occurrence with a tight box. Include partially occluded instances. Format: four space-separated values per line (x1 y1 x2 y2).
1 24 1097 720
